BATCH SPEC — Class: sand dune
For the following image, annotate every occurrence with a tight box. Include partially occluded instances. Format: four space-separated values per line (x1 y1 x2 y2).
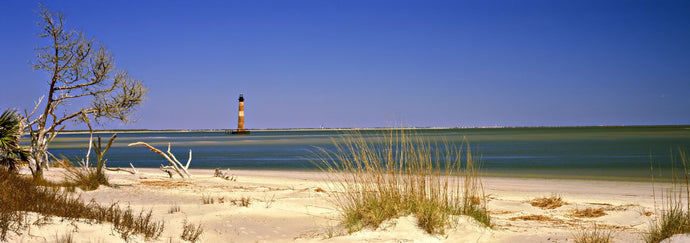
7 168 675 242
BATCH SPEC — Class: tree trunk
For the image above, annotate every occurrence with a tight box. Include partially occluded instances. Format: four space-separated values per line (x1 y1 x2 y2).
30 131 48 179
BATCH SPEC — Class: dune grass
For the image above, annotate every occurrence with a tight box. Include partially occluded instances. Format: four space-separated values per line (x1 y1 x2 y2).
573 223 613 243
180 219 204 242
571 207 606 218
0 168 164 241
315 129 490 234
60 158 110 191
646 149 690 243
530 194 566 209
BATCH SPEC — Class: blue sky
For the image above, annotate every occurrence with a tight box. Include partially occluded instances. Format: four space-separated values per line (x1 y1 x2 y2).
1 0 689 129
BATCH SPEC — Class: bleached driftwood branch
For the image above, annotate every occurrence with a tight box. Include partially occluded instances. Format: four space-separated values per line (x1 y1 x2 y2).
105 162 138 175
127 142 192 178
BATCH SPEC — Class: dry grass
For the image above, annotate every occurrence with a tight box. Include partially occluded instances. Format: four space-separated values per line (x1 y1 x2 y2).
108 206 165 240
201 195 214 204
509 215 560 222
571 208 607 218
168 204 181 214
231 197 252 207
140 180 191 187
60 159 109 191
530 194 566 209
180 219 204 242
214 168 236 181
315 130 490 234
646 149 690 243
0 169 164 241
54 232 74 243
573 223 613 243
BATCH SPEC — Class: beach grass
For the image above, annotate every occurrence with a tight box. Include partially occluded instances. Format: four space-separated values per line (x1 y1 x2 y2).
181 219 204 242
0 168 164 241
530 194 566 209
573 223 613 243
315 129 490 234
571 207 607 218
59 158 109 191
646 149 690 243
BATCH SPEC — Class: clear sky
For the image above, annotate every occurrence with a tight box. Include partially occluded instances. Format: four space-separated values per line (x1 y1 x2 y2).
1 1 689 130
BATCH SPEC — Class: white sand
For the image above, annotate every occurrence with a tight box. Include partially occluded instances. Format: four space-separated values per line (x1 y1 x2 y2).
6 168 679 242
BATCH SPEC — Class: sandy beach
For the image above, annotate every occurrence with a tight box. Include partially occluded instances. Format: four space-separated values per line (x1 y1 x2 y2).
5 167 677 242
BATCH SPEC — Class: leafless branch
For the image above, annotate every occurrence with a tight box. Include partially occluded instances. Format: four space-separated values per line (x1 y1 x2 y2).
128 142 192 178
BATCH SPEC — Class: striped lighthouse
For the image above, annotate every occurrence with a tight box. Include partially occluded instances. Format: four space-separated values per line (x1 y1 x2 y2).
232 94 250 135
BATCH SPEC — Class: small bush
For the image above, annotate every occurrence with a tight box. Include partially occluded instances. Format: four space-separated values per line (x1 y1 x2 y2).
530 194 566 209
181 219 204 242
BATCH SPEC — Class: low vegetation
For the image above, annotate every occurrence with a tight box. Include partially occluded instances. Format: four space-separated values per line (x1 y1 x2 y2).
60 157 110 191
214 168 237 181
0 169 164 241
573 223 613 243
571 207 607 218
202 195 215 204
231 197 252 207
530 194 566 209
316 130 490 234
180 219 204 242
169 204 181 214
54 232 75 243
59 118 116 191
509 214 559 222
645 149 690 243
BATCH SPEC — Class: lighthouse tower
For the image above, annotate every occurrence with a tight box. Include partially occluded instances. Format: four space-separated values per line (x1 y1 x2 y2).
232 94 250 135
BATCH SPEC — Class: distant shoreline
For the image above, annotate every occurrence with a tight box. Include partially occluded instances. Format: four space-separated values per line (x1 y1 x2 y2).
56 124 689 134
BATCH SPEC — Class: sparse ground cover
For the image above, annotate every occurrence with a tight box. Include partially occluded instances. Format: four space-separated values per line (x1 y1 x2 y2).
0 167 671 242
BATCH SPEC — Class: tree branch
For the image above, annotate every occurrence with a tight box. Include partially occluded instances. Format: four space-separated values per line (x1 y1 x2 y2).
128 142 191 178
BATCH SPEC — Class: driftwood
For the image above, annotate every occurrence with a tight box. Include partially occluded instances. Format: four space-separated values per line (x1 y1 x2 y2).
105 162 138 175
127 142 192 178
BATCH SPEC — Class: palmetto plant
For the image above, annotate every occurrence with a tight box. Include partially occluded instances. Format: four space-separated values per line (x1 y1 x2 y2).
0 109 29 172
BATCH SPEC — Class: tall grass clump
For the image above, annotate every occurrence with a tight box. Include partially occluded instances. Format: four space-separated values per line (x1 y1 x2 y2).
60 157 109 191
646 149 690 243
315 129 490 234
60 118 117 191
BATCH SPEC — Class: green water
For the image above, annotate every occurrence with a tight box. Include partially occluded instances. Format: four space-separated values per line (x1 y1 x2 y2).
39 126 690 181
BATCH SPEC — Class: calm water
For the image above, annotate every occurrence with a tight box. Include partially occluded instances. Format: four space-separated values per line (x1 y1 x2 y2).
38 126 690 181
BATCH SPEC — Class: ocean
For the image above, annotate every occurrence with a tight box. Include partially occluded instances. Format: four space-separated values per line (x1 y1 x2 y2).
39 126 690 181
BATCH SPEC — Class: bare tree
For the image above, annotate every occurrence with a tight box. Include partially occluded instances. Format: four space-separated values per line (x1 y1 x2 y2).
23 5 147 179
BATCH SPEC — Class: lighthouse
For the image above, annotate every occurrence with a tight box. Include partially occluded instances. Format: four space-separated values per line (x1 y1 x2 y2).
232 94 250 135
